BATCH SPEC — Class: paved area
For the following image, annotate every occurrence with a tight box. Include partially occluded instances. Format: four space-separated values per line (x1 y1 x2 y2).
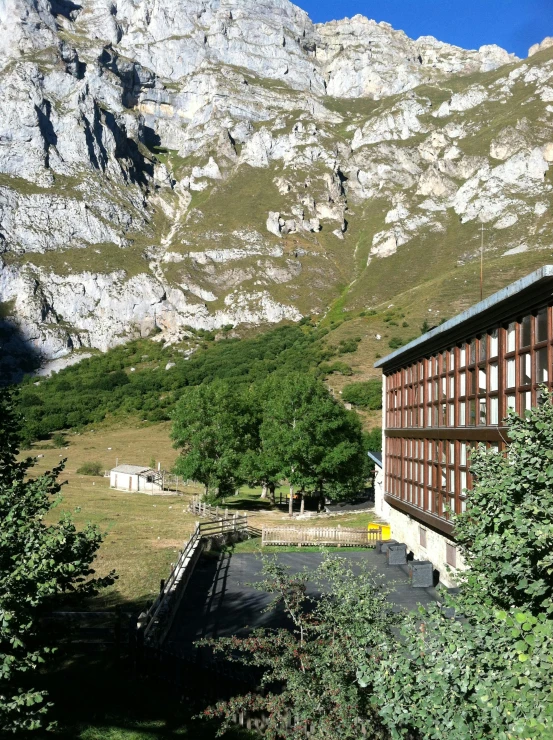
166 551 441 653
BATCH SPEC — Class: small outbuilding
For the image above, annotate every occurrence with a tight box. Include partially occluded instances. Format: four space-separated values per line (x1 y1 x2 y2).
110 464 163 493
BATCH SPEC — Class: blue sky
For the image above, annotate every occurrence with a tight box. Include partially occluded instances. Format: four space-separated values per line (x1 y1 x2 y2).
295 0 551 58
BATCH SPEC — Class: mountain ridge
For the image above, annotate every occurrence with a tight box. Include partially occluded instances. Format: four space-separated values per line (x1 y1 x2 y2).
0 0 551 381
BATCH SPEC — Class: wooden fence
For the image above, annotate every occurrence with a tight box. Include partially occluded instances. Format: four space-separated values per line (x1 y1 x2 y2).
189 496 261 536
262 525 382 548
189 496 242 521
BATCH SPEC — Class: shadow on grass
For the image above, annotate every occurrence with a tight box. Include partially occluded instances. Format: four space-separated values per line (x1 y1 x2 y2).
27 650 256 740
222 497 273 512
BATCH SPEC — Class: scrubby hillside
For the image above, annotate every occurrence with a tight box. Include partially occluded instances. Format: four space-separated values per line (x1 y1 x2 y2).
1 0 552 381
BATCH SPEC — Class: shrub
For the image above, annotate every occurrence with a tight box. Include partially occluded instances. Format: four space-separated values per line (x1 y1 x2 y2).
317 361 353 377
76 462 103 476
51 432 67 448
341 380 382 409
388 336 404 350
338 339 360 354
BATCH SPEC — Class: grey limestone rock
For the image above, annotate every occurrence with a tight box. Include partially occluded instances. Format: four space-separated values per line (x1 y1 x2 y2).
0 0 550 373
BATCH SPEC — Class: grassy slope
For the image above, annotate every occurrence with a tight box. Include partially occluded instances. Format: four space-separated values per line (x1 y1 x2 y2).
26 421 379 608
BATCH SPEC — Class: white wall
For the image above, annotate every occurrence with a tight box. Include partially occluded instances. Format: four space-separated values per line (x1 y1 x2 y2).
377 374 390 521
373 465 390 521
137 476 162 492
109 472 163 493
389 507 465 588
110 472 138 491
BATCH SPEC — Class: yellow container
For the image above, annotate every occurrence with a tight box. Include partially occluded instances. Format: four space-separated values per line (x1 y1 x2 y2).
368 523 391 540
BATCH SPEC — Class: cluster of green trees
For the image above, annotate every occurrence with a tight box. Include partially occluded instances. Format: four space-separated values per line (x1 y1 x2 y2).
0 388 114 733
16 324 367 444
205 396 553 739
171 373 369 510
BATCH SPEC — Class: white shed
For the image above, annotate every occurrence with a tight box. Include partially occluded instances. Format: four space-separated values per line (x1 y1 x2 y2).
110 465 163 493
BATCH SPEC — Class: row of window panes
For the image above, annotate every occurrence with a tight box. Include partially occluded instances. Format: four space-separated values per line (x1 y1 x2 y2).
387 470 465 518
391 350 549 407
386 438 502 516
389 308 551 394
388 360 550 428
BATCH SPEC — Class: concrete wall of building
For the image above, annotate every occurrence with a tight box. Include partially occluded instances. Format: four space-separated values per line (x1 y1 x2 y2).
110 471 163 492
110 472 139 491
111 471 131 490
377 375 390 521
373 465 390 521
388 507 466 588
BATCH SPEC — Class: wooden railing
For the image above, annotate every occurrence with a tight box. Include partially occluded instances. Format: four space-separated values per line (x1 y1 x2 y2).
189 496 261 536
262 525 382 548
140 515 250 646
189 496 241 521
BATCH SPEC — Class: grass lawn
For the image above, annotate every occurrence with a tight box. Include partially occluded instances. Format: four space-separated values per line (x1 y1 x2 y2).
26 422 202 610
23 423 379 609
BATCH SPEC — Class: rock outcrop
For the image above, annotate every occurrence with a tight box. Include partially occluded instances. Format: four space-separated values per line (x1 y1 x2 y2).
0 0 551 379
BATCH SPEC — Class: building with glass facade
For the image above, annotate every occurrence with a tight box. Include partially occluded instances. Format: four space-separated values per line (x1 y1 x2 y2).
375 266 553 585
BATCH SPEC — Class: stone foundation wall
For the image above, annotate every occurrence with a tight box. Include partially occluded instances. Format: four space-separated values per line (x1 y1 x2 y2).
388 507 466 588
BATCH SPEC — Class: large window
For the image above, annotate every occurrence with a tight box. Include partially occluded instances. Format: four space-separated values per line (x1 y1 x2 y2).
384 304 553 527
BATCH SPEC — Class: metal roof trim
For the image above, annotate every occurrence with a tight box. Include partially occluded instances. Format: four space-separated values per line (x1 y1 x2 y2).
374 266 553 369
367 450 382 467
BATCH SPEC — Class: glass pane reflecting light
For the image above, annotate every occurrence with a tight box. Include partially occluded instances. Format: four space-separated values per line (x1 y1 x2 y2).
537 347 548 383
507 322 516 352
537 308 548 343
521 315 531 348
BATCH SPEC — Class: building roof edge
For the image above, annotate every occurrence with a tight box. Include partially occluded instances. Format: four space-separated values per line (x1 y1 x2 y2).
374 265 553 370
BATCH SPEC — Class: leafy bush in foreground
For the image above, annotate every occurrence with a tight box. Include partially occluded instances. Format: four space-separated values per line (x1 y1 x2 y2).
0 388 114 732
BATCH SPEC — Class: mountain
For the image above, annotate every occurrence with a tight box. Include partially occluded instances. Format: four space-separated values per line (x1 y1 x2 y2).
1 0 552 381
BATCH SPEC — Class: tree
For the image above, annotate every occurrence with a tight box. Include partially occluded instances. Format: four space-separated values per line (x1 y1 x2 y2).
171 380 256 499
200 556 400 739
362 428 382 481
0 387 115 733
362 396 553 739
259 374 366 515
454 392 553 616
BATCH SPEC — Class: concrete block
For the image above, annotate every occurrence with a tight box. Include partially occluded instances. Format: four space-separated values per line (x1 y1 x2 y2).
387 543 407 566
409 560 433 587
377 539 398 554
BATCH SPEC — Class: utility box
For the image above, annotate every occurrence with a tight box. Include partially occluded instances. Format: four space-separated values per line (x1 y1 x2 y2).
387 543 407 566
378 539 398 554
409 560 433 587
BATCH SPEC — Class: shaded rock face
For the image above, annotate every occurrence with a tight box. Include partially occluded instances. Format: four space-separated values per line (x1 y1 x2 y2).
0 0 551 378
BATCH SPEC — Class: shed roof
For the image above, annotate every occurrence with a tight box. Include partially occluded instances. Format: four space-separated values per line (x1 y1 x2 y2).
375 266 553 372
111 465 152 475
367 451 382 467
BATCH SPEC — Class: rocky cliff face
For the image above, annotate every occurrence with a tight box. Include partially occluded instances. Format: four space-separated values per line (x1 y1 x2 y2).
1 0 552 378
